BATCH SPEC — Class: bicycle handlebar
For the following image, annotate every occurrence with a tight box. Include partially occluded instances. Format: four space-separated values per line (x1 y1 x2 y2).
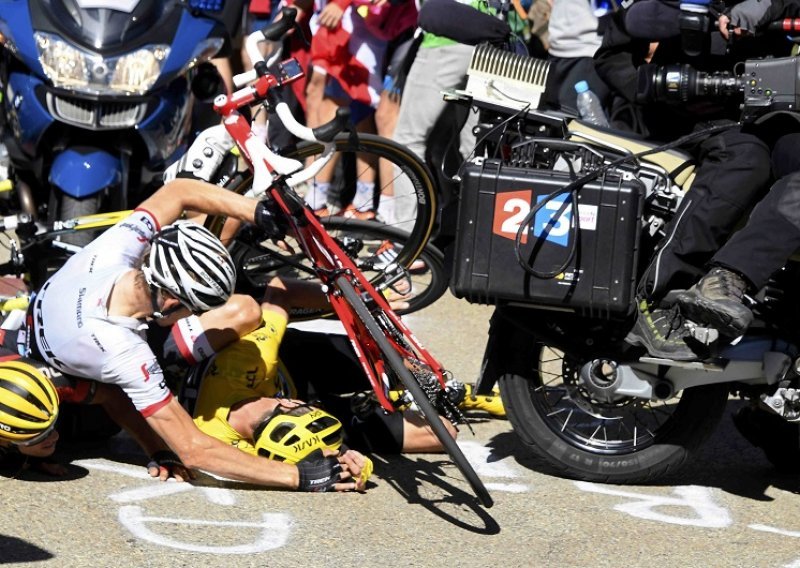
213 3 357 197
766 18 800 32
236 7 298 87
312 107 351 143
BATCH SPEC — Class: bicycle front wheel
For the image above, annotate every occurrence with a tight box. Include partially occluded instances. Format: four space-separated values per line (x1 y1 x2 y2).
336 275 493 508
285 133 438 264
232 218 448 319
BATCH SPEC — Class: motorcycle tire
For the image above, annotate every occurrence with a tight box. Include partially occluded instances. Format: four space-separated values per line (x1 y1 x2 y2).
52 193 104 247
498 342 730 484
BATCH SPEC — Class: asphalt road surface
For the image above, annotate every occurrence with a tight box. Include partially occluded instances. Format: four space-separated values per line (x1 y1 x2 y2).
3 293 800 568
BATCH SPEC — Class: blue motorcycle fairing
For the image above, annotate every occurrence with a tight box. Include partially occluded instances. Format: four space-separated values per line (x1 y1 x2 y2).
49 148 122 198
0 0 45 76
6 73 54 155
155 10 218 90
36 0 177 53
137 76 193 164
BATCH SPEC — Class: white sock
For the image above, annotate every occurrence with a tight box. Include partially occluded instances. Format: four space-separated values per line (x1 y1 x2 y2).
377 198 395 225
354 181 375 212
305 182 330 209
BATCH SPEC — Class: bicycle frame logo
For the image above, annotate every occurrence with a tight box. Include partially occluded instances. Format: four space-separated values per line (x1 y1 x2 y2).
492 191 598 247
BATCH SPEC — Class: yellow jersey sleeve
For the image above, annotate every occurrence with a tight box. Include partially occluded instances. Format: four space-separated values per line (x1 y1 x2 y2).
192 310 296 454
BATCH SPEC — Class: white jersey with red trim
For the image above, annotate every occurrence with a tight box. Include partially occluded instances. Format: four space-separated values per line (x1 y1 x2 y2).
31 210 173 417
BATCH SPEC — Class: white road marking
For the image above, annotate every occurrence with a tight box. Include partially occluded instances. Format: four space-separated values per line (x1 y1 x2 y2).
458 440 531 492
78 460 237 504
118 506 292 554
575 483 733 528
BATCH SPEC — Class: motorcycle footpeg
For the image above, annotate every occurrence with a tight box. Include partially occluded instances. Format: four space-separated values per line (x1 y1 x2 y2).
761 387 800 422
686 322 719 345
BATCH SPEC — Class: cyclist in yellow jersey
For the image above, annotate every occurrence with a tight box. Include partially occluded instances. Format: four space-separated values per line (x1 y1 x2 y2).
184 276 473 458
190 310 298 456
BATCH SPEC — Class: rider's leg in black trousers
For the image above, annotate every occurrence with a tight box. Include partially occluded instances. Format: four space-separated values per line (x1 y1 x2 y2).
712 171 800 289
640 128 771 301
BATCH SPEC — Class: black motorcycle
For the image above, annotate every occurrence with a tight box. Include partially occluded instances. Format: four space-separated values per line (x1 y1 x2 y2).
447 44 800 482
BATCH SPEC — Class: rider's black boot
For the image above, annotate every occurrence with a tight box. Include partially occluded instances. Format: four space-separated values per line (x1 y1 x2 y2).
677 267 754 337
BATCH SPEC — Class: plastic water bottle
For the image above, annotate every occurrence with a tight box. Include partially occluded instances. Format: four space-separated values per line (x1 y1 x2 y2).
574 81 609 127
0 143 8 182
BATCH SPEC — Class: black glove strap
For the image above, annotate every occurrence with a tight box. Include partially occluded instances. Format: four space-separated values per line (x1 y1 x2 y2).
148 450 184 470
296 450 342 492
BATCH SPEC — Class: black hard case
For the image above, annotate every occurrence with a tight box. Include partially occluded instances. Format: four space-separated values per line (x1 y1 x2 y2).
451 159 644 318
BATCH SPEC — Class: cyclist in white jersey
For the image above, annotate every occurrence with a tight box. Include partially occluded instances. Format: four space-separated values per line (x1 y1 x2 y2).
28 177 370 492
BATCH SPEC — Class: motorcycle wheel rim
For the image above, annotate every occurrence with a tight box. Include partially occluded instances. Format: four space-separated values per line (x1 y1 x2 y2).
531 346 682 454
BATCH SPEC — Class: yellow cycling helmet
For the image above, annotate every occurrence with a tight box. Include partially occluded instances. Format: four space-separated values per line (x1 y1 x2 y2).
254 404 343 463
0 361 59 445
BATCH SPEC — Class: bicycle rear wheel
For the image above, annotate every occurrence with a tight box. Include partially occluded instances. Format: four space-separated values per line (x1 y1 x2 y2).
284 133 437 264
231 218 448 319
335 274 493 508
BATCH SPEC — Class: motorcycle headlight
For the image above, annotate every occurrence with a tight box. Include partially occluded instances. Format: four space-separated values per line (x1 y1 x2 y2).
35 33 89 88
34 32 170 95
109 46 169 94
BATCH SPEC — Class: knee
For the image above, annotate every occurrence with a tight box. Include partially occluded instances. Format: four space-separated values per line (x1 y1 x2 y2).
704 130 766 157
716 132 770 175
698 133 771 197
732 133 770 171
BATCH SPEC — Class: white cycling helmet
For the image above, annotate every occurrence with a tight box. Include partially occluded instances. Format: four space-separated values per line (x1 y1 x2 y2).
142 221 236 313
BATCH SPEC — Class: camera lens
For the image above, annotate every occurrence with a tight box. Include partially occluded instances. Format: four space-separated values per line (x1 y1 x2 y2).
645 64 744 103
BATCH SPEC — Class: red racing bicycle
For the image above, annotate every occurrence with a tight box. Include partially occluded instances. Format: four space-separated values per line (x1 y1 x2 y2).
214 8 492 507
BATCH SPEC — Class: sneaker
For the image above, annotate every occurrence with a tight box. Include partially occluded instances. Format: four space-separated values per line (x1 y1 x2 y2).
372 240 400 271
460 384 506 417
371 241 426 272
313 206 332 218
676 267 754 337
624 300 701 361
340 204 377 221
